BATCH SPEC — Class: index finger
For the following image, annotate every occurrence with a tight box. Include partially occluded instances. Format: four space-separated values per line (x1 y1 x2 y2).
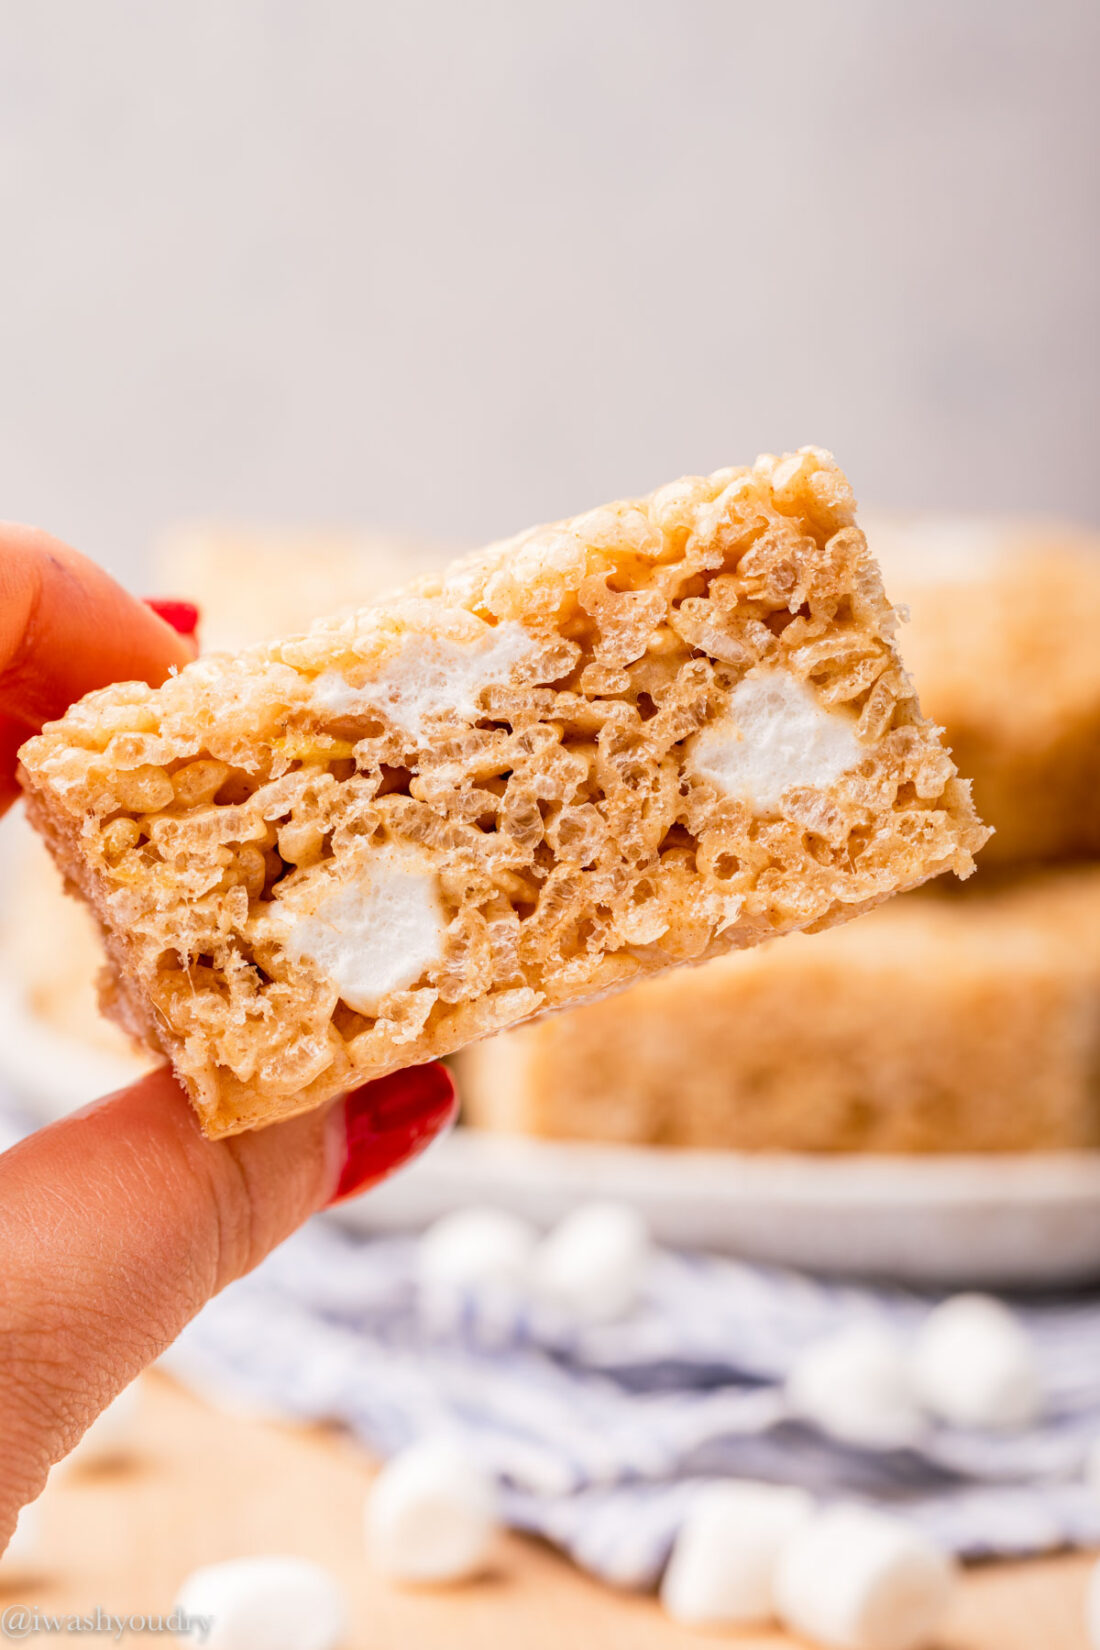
0 524 194 814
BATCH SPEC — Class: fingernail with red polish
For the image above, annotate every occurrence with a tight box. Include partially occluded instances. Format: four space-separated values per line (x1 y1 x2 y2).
144 597 201 638
327 1063 457 1205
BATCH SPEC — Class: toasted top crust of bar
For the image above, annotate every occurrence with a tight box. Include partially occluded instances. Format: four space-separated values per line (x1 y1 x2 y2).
19 449 988 1134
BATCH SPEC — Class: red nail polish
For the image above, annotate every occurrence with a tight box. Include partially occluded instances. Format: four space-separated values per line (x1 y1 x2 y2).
144 597 201 637
328 1064 457 1205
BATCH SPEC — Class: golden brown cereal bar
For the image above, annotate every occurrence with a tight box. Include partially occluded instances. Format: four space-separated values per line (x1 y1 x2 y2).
462 864 1100 1155
0 527 446 1070
18 449 987 1137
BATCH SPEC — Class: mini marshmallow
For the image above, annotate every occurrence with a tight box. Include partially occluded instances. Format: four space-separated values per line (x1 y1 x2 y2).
285 849 447 1015
418 1206 539 1295
687 668 864 813
532 1201 651 1324
660 1480 814 1627
911 1294 1041 1430
313 619 537 740
59 1379 141 1471
775 1503 957 1650
365 1435 499 1584
787 1324 924 1450
174 1556 346 1650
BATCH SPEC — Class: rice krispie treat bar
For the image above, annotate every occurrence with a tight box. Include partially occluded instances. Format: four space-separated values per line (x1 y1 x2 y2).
462 865 1100 1154
19 449 986 1137
868 515 1100 865
0 530 445 1079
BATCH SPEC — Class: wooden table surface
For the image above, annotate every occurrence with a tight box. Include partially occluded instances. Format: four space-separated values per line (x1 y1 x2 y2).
3 1372 1093 1648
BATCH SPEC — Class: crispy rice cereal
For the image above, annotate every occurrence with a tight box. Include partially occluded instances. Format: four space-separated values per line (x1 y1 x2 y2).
1 531 447 1059
19 450 986 1136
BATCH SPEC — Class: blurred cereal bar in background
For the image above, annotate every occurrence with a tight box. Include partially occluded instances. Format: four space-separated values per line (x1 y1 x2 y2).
463 864 1100 1154
462 513 1100 1156
156 526 447 653
870 514 1100 865
18 450 985 1137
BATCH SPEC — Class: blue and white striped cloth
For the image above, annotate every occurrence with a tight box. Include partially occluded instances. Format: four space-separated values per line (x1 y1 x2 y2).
166 1219 1100 1588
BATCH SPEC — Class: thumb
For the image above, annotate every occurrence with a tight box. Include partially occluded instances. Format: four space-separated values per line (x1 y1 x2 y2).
0 1062 454 1541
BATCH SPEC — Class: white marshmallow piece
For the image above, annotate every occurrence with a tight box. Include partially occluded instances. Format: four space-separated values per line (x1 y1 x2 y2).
660 1480 814 1628
365 1436 499 1585
285 848 447 1015
787 1324 924 1450
418 1206 539 1295
174 1556 346 1650
60 1379 141 1471
687 667 864 813
911 1294 1041 1431
313 619 537 740
532 1201 650 1324
775 1504 957 1650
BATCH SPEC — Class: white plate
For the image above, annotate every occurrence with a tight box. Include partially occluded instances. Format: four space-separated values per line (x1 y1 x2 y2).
0 980 151 1122
4 980 1099 1289
331 1127 1100 1288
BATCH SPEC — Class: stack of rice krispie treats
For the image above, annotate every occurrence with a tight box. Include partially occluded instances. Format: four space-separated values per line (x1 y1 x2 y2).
463 513 1100 1154
19 450 985 1137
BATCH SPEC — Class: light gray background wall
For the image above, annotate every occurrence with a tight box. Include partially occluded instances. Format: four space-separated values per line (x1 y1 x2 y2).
1 0 1097 585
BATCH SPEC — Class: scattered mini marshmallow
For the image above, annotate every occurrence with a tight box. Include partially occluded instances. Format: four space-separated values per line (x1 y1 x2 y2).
911 1294 1041 1431
2 1498 43 1569
531 1201 650 1324
775 1503 957 1650
58 1379 141 1472
1085 1553 1100 1649
418 1206 539 1295
174 1556 346 1650
365 1435 499 1585
660 1480 814 1628
787 1324 924 1450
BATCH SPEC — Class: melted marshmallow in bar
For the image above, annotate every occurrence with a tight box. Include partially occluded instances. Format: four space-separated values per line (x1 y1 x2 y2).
285 849 447 1015
313 619 537 740
688 667 864 812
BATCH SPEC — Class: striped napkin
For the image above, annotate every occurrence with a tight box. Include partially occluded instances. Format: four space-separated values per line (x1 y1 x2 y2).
167 1218 1100 1588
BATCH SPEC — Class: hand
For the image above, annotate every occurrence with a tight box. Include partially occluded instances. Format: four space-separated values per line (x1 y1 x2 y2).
0 526 456 1545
